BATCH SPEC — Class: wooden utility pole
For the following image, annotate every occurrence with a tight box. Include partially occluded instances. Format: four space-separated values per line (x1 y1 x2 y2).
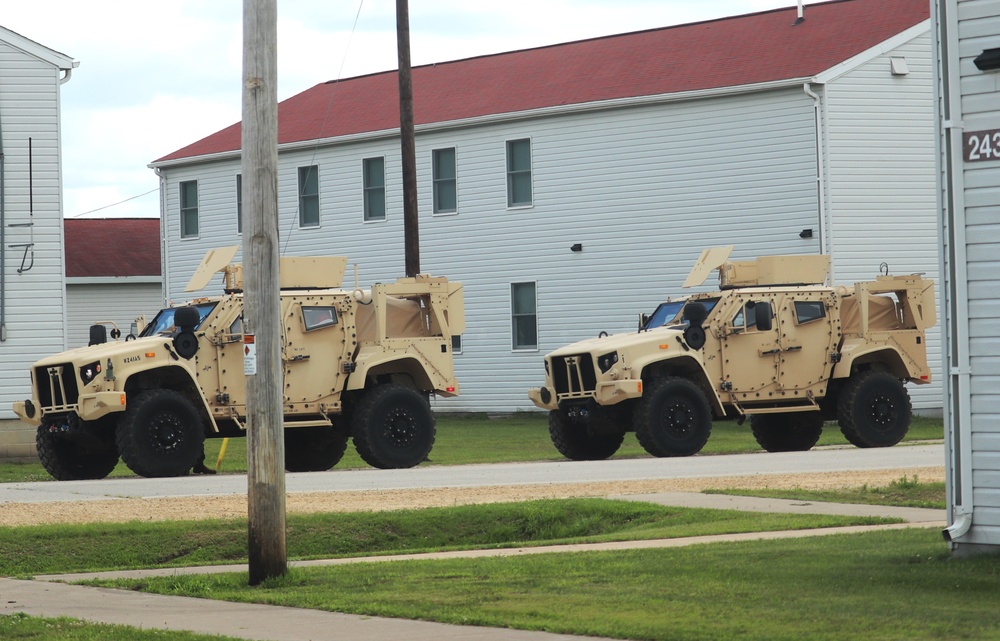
396 0 420 277
242 0 287 585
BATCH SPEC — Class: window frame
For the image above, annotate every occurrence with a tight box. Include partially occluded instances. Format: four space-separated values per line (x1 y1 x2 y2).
510 281 538 351
451 334 463 354
793 300 827 325
235 173 243 234
505 138 533 208
179 180 199 239
363 156 387 222
301 306 339 332
298 165 320 228
432 147 458 215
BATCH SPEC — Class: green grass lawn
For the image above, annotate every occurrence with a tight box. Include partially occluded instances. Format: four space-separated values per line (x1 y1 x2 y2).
0 613 242 641
707 474 947 509
0 499 889 576
0 414 944 483
94 528 1000 641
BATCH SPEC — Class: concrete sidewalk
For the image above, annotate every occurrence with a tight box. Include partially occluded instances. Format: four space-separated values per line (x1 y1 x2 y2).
1 492 946 641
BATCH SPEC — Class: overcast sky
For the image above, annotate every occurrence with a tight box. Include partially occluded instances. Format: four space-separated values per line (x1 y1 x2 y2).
3 1 816 219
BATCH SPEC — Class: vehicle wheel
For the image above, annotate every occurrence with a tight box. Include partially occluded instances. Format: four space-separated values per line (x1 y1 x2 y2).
750 412 824 452
352 384 435 469
36 416 119 481
837 370 911 448
633 377 712 457
548 409 625 461
116 389 205 477
285 426 349 472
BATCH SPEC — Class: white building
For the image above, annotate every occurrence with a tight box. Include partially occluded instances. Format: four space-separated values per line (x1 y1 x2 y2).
935 0 1000 556
0 26 76 438
151 0 941 414
64 218 164 347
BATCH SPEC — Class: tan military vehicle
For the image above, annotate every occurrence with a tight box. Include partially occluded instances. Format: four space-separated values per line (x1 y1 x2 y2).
528 246 935 460
13 247 464 479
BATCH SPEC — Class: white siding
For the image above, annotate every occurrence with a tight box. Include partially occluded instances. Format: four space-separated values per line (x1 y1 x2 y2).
936 0 1000 551
0 37 70 418
824 30 943 410
162 88 822 412
959 0 1000 547
65 281 164 347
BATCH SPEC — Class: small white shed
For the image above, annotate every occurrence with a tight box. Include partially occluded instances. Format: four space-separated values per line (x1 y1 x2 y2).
64 218 164 347
934 0 1000 556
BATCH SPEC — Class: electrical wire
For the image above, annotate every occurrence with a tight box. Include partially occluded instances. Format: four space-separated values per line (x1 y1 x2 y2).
70 187 159 218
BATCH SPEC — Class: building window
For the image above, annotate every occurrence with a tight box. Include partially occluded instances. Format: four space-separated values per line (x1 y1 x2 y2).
298 165 320 228
363 157 386 221
236 174 243 234
180 180 199 238
511 282 537 350
506 138 532 207
433 147 457 214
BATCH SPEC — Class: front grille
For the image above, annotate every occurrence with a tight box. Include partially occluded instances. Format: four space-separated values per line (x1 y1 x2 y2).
35 364 80 411
551 354 597 397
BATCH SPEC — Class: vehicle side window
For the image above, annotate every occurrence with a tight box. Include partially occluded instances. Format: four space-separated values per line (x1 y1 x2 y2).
302 306 338 332
794 300 826 325
731 301 760 332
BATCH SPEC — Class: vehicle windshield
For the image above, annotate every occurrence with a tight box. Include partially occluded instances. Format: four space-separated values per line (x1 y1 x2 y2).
139 302 218 337
643 298 720 330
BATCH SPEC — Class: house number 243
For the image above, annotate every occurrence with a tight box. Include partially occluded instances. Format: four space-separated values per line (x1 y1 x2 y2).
964 129 1000 162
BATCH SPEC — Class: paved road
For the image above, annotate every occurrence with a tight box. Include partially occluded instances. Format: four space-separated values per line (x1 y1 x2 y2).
0 443 944 504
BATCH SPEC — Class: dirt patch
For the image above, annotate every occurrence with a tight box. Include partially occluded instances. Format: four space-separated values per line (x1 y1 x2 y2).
0 466 943 527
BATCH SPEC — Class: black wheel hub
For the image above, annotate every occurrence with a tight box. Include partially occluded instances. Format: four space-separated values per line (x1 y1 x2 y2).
869 393 897 431
150 414 184 453
664 402 693 436
384 409 417 447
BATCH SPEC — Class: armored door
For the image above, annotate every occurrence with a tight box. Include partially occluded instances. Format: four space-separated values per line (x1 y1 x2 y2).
280 296 353 416
774 292 840 398
717 293 783 404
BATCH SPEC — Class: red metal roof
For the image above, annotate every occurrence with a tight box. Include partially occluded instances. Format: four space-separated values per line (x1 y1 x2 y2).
155 0 929 163
65 218 161 278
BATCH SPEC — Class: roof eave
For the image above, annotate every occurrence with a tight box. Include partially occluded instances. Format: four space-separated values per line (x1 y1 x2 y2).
149 76 816 170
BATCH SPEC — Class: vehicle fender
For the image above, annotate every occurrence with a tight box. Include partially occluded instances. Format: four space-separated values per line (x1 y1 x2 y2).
346 346 446 393
832 341 912 381
121 363 220 433
633 353 725 415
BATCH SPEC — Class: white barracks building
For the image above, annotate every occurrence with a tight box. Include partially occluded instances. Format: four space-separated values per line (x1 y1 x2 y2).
151 0 941 414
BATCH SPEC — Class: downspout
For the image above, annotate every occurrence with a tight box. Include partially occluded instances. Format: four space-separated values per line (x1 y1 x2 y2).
803 82 832 281
935 0 974 544
154 167 168 306
1 105 6 341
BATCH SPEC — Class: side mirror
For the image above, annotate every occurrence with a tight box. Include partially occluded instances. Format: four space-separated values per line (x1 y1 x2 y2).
89 324 108 346
639 313 649 331
755 302 774 331
682 302 709 350
172 306 201 359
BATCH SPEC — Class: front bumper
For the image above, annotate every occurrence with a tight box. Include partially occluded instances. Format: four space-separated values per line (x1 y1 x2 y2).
528 378 643 410
12 391 127 426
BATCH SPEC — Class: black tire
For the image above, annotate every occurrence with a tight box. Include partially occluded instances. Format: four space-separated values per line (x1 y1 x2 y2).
633 377 712 457
285 426 349 472
116 389 205 477
352 384 435 469
750 412 824 452
548 409 625 461
837 370 912 448
36 417 119 481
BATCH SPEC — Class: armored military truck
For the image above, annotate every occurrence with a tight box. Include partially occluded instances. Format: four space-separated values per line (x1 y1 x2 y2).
13 247 464 480
528 246 935 460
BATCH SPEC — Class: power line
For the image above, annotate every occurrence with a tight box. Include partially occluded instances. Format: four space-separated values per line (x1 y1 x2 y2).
70 187 159 218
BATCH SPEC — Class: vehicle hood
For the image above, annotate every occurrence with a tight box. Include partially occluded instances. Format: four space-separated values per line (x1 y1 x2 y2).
545 326 686 358
31 336 167 367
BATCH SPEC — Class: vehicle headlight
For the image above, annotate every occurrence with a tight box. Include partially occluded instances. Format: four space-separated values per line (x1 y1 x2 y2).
597 351 619 373
79 361 102 385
